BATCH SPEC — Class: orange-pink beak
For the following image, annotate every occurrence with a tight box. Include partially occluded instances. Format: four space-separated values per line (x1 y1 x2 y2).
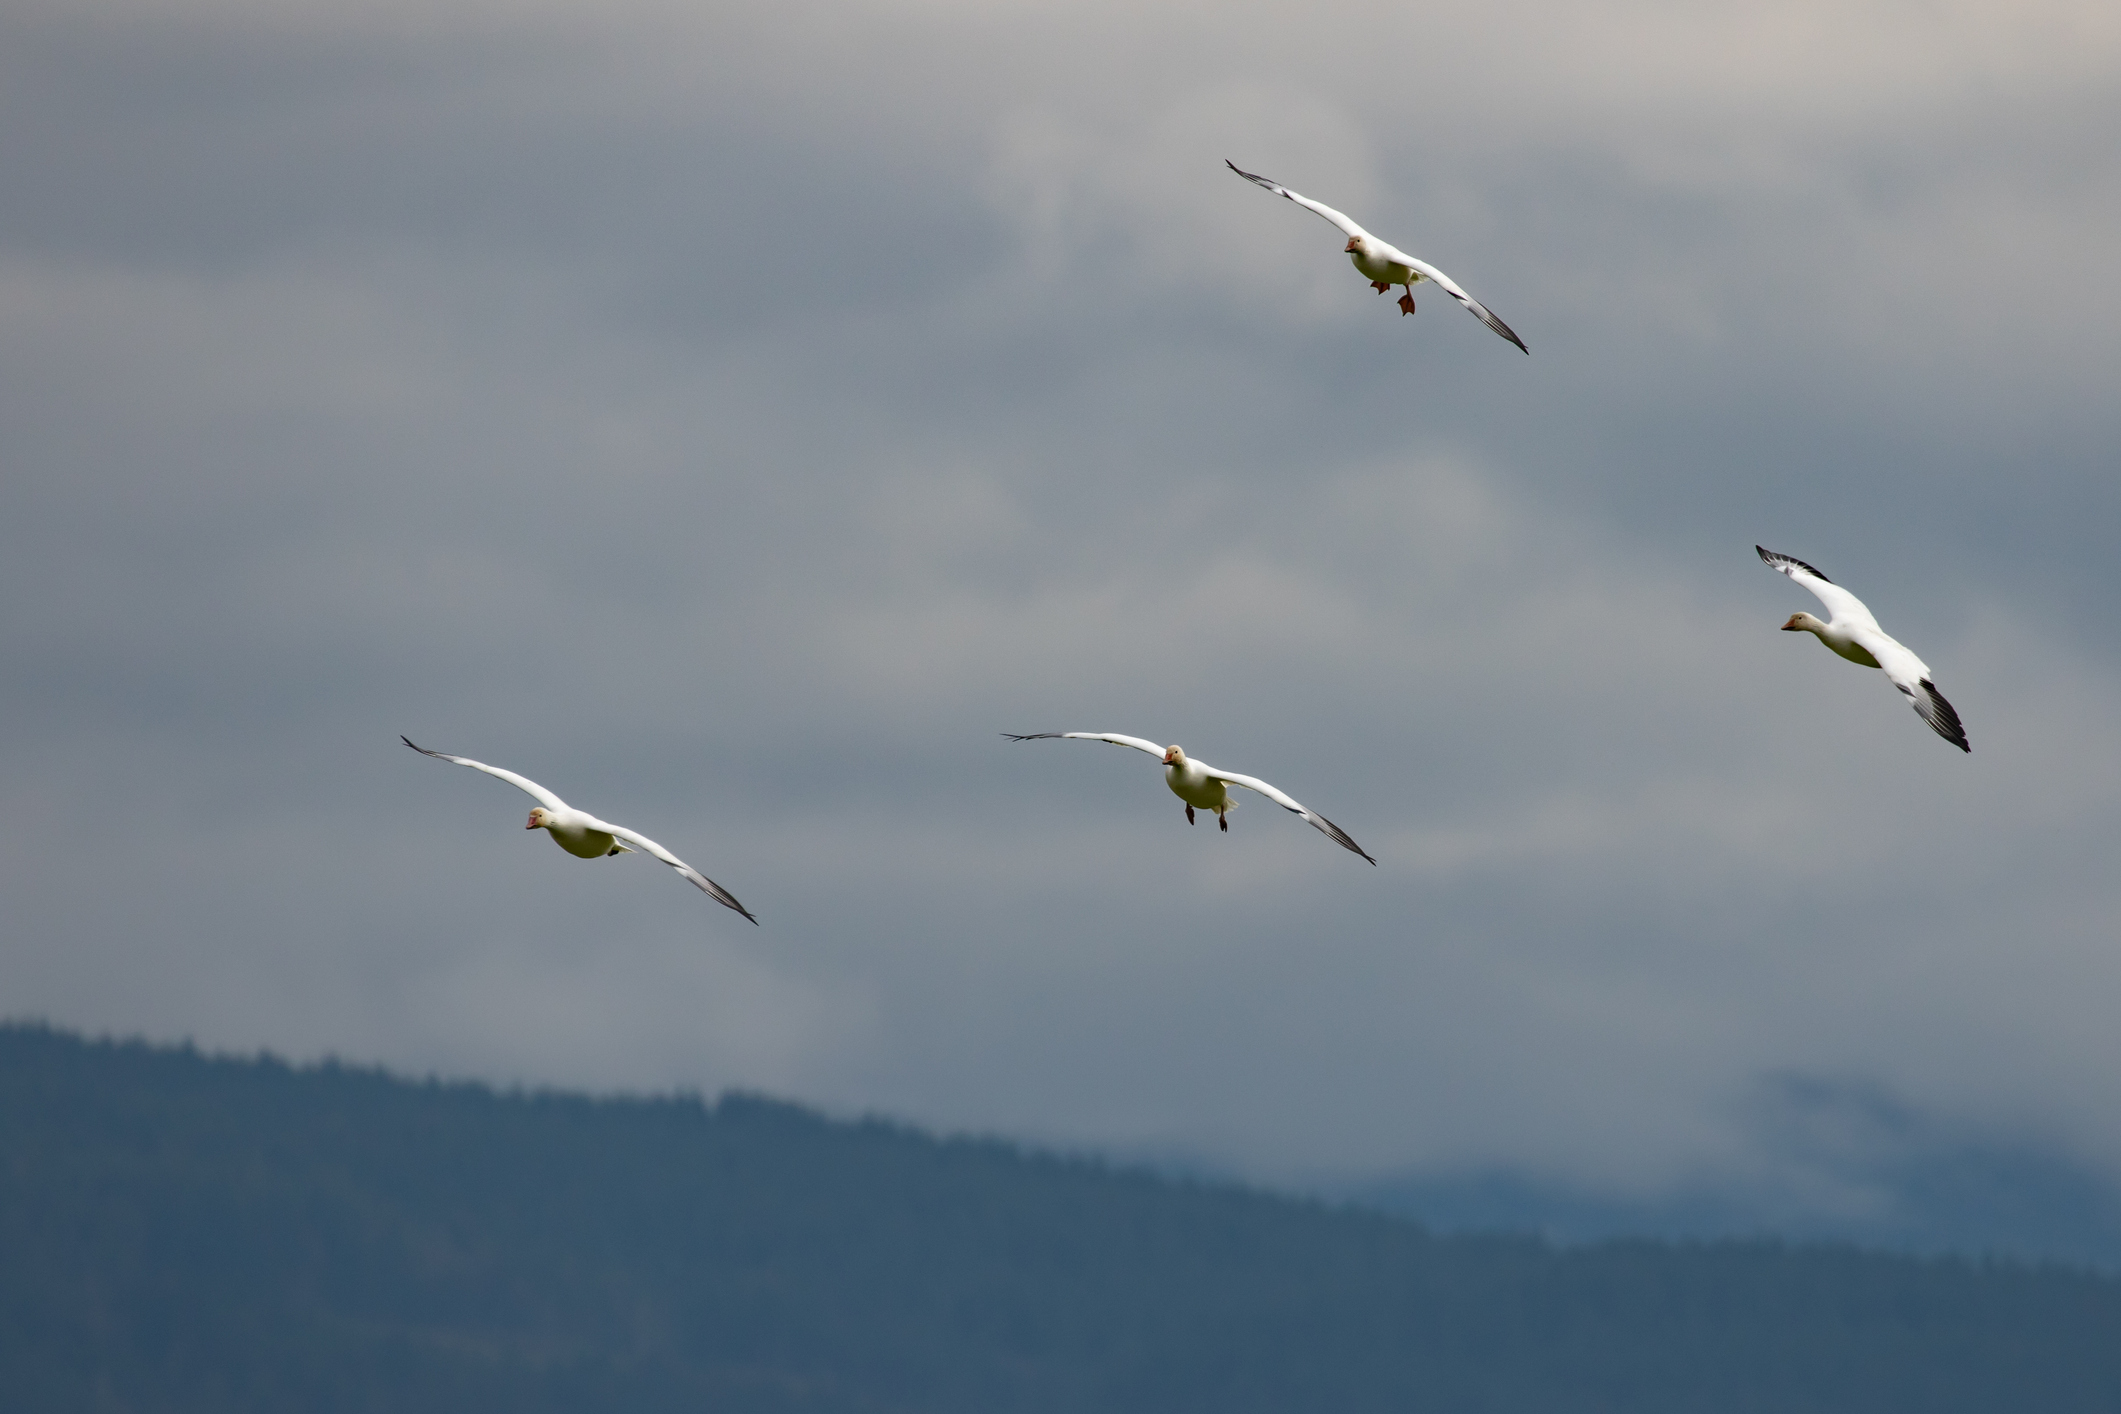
525 813 539 829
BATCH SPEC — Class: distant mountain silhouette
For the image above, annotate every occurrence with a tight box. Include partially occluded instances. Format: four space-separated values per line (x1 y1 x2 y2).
4 1023 2120 1412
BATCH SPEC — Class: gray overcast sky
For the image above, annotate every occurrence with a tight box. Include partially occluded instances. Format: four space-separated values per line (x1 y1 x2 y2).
4 0 2120 1220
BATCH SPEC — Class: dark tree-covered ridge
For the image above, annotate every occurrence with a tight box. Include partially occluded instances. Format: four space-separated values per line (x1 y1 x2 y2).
3 1023 2119 1413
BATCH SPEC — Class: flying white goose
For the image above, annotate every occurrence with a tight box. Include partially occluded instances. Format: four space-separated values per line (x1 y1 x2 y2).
1756 548 1969 752
402 737 758 921
1004 733 1375 863
1226 160 1527 353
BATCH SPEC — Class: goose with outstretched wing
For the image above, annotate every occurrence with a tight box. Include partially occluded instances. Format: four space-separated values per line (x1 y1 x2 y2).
402 737 758 920
1756 548 1969 752
1004 732 1375 863
1226 160 1526 353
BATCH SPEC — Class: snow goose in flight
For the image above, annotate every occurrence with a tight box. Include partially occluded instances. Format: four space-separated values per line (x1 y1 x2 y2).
1756 548 1969 752
402 737 758 920
1226 160 1527 353
1004 733 1375 863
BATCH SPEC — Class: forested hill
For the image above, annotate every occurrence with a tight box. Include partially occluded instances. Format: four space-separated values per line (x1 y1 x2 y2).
4 1025 2120 1413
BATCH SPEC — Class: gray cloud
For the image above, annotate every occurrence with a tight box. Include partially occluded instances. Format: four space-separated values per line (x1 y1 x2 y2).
3 0 2120 1226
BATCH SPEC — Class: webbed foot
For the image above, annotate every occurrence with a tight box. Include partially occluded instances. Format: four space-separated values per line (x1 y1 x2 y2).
1398 292 1417 316
1185 805 1195 825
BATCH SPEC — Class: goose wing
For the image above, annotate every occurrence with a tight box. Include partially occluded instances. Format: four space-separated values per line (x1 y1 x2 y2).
1866 642 1971 753
1004 732 1169 759
598 821 758 923
1393 251 1528 353
1226 161 1373 243
1756 546 1879 632
403 736 568 811
1200 765 1376 864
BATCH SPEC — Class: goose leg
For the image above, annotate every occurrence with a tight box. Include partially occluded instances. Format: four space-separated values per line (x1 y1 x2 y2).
1218 812 1228 833
1185 805 1195 825
1371 280 1392 293
1398 287 1417 316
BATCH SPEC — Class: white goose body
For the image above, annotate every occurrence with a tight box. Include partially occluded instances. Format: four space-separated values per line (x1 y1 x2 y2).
1346 243 1419 291
1163 753 1234 815
539 808 630 860
1807 619 1885 670
1756 547 1969 752
1005 732 1375 863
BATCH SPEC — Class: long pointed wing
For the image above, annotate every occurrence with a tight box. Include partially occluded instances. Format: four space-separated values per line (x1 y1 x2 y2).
1200 766 1376 864
1226 161 1372 242
1396 252 1528 353
1757 547 1879 632
1004 732 1168 759
599 822 759 923
1865 642 1970 753
402 736 568 812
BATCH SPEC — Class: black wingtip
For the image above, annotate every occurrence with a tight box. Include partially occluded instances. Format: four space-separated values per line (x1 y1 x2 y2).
707 881 760 924
1918 680 1971 753
401 735 436 756
1336 829 1376 865
1002 733 1057 742
1314 813 1377 865
1756 545 1833 584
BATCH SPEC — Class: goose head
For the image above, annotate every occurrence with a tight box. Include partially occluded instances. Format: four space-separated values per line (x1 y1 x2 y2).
527 807 554 831
1782 612 1824 634
1163 745 1186 765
